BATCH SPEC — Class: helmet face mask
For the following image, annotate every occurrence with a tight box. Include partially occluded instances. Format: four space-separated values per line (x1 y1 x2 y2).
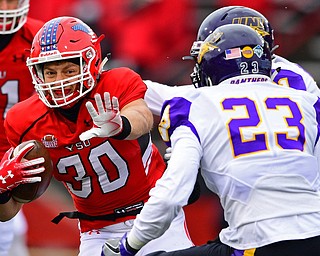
196 24 272 88
0 0 29 34
32 57 92 108
27 17 104 108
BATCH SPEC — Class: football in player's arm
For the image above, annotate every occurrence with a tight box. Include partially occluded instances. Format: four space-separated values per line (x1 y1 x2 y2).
0 143 45 220
0 0 44 255
3 16 194 256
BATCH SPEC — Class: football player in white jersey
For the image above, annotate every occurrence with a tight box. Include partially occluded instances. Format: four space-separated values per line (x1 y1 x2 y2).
102 23 320 256
144 6 319 117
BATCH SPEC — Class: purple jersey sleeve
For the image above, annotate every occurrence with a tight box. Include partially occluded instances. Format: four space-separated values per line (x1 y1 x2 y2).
272 68 307 91
160 97 200 147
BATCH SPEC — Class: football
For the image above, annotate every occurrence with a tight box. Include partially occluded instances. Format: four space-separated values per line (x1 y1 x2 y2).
11 140 53 203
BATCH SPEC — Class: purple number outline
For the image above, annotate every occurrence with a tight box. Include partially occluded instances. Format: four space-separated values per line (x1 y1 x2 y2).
265 97 305 151
222 97 305 157
222 98 267 157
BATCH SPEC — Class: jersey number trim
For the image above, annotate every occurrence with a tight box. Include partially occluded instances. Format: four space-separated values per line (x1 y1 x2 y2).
222 97 305 157
57 141 129 198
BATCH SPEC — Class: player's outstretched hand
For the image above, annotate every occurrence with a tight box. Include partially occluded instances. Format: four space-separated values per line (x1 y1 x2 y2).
80 92 123 141
101 233 138 256
0 143 45 193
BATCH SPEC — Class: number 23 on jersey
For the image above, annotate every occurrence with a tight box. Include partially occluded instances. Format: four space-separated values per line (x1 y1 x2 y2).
159 96 306 158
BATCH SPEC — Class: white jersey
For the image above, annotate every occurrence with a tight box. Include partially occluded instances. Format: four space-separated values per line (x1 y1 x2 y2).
130 75 320 250
272 54 320 96
144 80 195 116
144 55 319 115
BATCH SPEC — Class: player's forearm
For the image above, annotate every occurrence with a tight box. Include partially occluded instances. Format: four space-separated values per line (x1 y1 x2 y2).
127 191 181 250
127 135 201 250
121 100 153 140
0 197 22 221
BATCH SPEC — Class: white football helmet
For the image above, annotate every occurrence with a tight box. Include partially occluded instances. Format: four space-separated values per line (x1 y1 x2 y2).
0 0 29 34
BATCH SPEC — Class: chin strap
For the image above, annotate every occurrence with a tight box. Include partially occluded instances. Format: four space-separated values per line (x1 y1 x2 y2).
98 55 110 74
271 44 279 55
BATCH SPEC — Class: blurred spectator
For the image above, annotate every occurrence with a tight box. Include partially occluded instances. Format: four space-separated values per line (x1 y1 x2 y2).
100 0 196 80
29 0 197 84
216 0 275 17
28 0 76 21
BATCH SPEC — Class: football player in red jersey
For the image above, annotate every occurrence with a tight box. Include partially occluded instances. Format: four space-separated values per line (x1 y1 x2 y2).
0 0 43 255
3 16 193 255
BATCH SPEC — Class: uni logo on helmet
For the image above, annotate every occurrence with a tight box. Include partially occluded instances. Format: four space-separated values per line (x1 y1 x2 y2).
232 16 270 37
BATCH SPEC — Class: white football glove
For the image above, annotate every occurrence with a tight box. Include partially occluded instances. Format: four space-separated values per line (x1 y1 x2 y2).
79 92 123 141
101 233 138 256
164 147 172 161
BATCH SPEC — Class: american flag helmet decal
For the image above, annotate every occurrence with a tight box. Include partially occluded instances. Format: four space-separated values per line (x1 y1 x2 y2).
40 18 61 52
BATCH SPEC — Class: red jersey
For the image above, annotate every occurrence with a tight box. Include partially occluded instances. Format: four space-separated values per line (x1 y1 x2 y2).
0 17 43 158
4 67 166 232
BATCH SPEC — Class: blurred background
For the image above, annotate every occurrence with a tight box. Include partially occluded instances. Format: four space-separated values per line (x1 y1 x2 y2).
21 0 320 255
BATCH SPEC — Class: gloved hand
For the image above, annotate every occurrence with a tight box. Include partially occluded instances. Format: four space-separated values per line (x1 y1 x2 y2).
163 147 172 161
80 92 123 141
101 238 120 256
101 233 138 256
0 142 45 193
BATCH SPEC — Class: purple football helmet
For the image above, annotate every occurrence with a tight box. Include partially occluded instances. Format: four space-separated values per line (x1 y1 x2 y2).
191 6 274 57
189 6 274 88
196 24 271 87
